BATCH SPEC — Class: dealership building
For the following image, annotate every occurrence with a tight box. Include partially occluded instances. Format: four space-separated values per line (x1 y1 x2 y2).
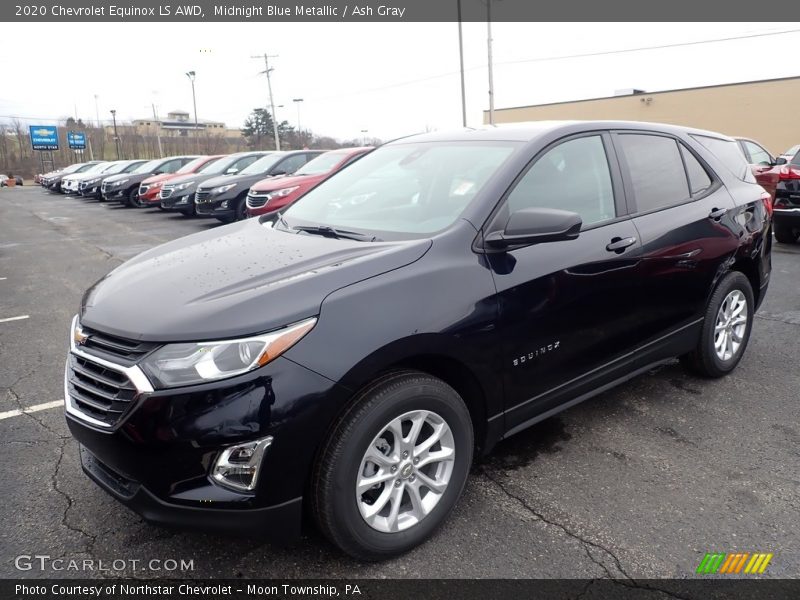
486 76 799 155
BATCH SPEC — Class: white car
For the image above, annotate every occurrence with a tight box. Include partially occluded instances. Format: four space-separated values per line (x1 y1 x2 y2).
61 162 116 194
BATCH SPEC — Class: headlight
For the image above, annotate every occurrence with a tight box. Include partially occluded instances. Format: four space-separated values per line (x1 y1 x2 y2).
211 183 237 195
112 178 129 186
175 181 194 191
85 177 100 185
139 317 316 388
265 186 299 201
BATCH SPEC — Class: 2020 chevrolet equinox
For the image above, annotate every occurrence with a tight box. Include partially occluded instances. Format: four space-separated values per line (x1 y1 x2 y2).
65 121 771 560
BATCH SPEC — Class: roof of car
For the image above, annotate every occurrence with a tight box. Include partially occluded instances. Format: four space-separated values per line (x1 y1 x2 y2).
395 120 736 144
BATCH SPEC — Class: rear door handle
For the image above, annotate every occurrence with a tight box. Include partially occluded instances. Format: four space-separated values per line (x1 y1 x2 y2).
708 207 727 220
606 236 637 253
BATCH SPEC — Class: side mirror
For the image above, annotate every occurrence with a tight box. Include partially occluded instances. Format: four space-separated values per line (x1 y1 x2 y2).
484 208 582 250
774 157 787 166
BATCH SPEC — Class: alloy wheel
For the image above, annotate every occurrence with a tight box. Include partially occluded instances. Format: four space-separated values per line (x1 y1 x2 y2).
356 410 455 533
713 290 748 361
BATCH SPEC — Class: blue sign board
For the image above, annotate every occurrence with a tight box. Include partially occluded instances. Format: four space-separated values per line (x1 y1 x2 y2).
67 131 86 150
29 125 59 151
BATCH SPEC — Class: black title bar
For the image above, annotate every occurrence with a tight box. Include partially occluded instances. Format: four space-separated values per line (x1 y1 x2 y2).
5 0 800 22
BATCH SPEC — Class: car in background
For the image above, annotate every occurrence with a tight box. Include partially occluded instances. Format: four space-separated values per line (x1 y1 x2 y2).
246 147 372 218
773 151 800 243
101 156 198 207
80 160 148 199
42 162 102 193
778 144 800 163
62 162 116 195
159 151 271 217
734 137 784 200
195 150 324 222
139 155 225 207
1 174 23 186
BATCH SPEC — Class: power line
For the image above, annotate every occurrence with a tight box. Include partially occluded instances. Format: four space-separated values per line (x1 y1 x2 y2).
309 27 800 102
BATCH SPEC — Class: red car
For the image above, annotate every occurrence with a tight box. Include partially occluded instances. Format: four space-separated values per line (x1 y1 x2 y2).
246 147 372 218
139 155 225 206
734 137 784 200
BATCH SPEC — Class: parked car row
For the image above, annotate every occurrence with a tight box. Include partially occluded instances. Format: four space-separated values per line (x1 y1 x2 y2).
734 137 800 243
38 147 373 223
1 174 24 186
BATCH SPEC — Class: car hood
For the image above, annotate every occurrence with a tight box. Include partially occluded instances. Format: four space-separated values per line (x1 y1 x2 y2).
163 172 221 188
200 173 274 191
104 172 149 184
142 172 186 186
250 172 323 193
80 218 432 342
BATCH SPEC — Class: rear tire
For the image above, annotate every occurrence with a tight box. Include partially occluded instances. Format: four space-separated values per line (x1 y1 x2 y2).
774 220 799 244
311 371 473 561
681 271 754 378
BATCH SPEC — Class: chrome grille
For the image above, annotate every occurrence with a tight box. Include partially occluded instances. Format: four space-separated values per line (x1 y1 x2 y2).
66 354 138 427
77 324 158 364
159 186 174 199
246 193 268 208
195 190 211 203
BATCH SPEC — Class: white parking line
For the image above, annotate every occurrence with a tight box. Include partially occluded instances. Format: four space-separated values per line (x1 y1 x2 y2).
0 277 7 281
0 315 29 323
0 400 63 421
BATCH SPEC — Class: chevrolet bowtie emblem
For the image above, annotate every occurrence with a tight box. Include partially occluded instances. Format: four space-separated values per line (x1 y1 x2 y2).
33 128 53 136
74 326 89 346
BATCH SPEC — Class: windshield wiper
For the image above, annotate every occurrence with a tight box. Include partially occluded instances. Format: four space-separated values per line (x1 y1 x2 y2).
294 224 381 242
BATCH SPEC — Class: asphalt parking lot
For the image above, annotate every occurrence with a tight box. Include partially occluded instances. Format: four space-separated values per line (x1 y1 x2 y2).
1 184 799 580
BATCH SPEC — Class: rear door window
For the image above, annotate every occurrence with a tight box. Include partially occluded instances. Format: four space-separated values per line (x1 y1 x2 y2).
742 141 772 165
679 145 713 196
616 134 690 213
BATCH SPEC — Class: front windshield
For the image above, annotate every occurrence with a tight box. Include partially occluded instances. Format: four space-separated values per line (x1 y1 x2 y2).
62 163 85 174
200 154 253 175
94 162 116 173
132 160 161 174
103 161 131 175
122 161 146 173
295 151 350 176
283 142 518 236
177 156 217 174
75 163 98 173
240 153 284 175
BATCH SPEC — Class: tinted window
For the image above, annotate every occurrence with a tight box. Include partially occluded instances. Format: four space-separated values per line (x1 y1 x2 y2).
275 154 310 175
679 145 713 196
743 141 771 165
692 135 754 182
158 159 183 174
295 151 349 176
506 136 615 226
618 134 689 213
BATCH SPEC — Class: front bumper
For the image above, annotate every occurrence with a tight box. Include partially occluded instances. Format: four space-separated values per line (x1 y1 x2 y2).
160 192 194 210
101 186 128 201
78 444 302 539
195 192 236 219
64 348 350 539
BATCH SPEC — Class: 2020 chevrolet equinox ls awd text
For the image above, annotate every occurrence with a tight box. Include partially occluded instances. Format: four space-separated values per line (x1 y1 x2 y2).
65 121 771 560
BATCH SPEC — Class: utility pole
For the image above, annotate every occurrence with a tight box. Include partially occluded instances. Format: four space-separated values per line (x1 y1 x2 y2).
293 98 304 147
152 103 163 158
251 53 281 151
110 109 121 159
487 0 495 125
457 0 467 127
185 71 199 153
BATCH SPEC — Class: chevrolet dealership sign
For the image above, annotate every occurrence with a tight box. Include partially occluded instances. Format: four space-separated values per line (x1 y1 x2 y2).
29 125 59 151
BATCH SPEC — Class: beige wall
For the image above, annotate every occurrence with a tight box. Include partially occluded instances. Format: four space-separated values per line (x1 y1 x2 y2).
486 78 800 156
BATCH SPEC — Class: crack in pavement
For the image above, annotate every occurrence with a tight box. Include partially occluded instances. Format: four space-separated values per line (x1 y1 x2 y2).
755 314 800 327
480 468 693 600
52 437 98 558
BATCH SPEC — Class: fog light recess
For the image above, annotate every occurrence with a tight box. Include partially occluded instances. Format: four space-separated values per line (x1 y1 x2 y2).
211 436 273 492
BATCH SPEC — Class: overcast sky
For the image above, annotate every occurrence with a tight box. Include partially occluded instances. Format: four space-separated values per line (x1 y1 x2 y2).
1 22 798 141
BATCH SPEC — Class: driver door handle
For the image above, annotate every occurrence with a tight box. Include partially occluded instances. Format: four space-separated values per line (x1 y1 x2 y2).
708 207 727 221
606 236 637 253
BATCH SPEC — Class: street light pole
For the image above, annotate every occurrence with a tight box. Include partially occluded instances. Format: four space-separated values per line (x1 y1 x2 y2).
185 71 199 152
360 129 368 146
457 0 467 127
487 0 495 125
251 53 281 151
110 109 121 159
293 98 303 147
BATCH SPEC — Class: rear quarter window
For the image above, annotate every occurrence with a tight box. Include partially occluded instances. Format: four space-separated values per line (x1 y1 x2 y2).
691 135 756 183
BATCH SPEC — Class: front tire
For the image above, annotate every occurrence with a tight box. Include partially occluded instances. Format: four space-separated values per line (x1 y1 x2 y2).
128 188 144 208
312 371 473 561
774 220 799 244
681 271 754 378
